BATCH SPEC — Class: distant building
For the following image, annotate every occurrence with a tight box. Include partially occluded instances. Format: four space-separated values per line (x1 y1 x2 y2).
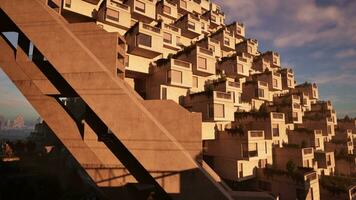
12 115 25 129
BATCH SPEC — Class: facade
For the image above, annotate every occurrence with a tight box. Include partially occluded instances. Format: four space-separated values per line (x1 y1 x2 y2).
1 0 355 199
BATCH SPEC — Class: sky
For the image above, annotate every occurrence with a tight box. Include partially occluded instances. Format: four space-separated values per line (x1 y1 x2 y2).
215 0 356 117
0 0 356 122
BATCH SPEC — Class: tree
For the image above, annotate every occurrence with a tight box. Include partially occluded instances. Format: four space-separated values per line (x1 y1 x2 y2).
286 160 297 175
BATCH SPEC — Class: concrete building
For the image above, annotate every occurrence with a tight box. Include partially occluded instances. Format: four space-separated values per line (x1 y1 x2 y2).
2 0 354 199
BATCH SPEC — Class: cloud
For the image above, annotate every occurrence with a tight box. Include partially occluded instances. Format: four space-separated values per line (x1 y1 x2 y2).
307 71 356 86
215 0 356 49
336 49 356 58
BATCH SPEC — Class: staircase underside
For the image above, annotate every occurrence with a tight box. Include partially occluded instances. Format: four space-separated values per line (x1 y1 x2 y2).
0 0 232 199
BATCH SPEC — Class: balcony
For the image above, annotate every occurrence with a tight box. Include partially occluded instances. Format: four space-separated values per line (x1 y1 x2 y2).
236 39 259 56
162 58 192 88
174 13 202 39
249 130 264 138
272 113 284 120
98 0 131 30
214 91 233 101
303 148 313 155
305 172 317 183
125 0 157 23
161 23 181 51
156 0 178 21
227 21 246 39
125 22 163 58
243 150 258 158
258 81 268 87
217 54 251 78
228 81 241 88
194 46 215 75
211 28 235 51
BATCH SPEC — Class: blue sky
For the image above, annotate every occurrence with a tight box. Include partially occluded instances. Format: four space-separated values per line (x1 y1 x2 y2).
0 0 356 122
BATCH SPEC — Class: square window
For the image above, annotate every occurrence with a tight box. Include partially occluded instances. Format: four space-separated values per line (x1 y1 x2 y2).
237 64 244 73
188 21 195 30
272 124 279 137
163 32 172 44
258 88 264 98
168 70 182 84
163 5 171 14
136 33 151 47
214 103 225 118
224 37 230 46
135 0 145 13
181 0 187 9
197 57 207 69
65 0 71 7
273 78 278 88
106 9 119 21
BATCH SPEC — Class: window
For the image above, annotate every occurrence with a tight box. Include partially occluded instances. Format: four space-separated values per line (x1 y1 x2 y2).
242 143 248 158
211 15 216 22
237 64 244 73
106 9 119 21
135 0 145 13
238 93 242 104
208 44 215 52
273 78 278 88
288 79 292 87
315 138 320 147
230 91 235 103
197 57 207 69
224 37 230 46
272 124 279 137
292 112 298 121
313 90 317 98
327 125 332 134
163 32 172 44
258 88 264 98
214 103 225 118
65 0 71 7
180 0 187 9
249 143 258 157
188 21 195 30
193 76 198 88
163 5 171 14
168 70 182 84
136 33 151 47
201 22 205 30
176 36 181 45
161 87 167 100
237 27 242 34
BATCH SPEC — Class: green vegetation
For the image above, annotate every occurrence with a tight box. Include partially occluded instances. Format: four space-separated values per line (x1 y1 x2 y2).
320 175 356 195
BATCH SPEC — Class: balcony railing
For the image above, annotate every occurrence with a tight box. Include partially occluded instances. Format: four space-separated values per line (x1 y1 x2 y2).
315 130 322 135
164 24 179 33
303 148 313 155
293 103 301 109
199 47 213 56
259 81 268 87
228 81 240 88
272 113 284 119
189 13 200 21
238 57 247 62
142 24 161 33
216 91 232 100
243 150 258 158
305 172 317 182
173 59 191 68
110 0 129 10
250 131 264 138
210 38 220 44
